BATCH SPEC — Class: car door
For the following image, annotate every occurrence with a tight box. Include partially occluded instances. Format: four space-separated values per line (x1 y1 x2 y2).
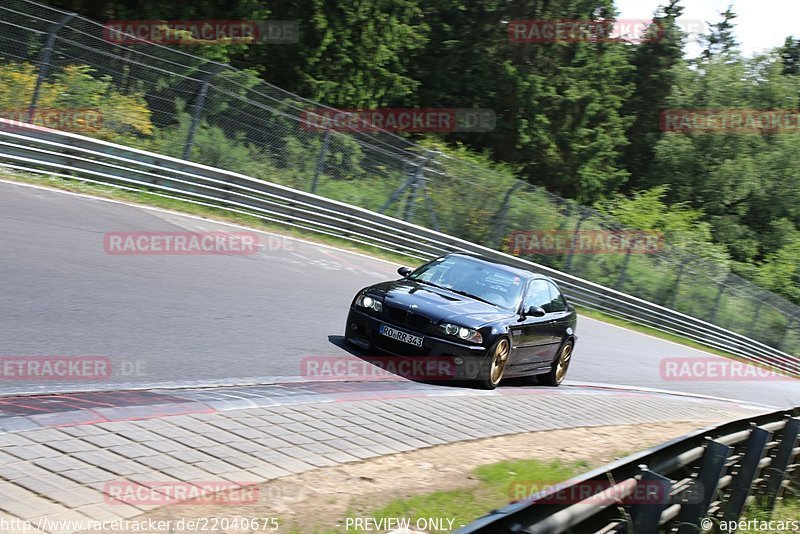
543 281 571 349
509 279 557 371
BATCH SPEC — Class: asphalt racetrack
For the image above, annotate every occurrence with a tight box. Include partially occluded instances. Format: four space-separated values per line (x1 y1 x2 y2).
1 180 798 407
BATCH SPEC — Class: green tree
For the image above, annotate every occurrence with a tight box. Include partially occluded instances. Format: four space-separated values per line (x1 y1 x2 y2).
779 36 800 75
456 0 635 203
621 0 685 188
235 0 428 108
700 5 738 60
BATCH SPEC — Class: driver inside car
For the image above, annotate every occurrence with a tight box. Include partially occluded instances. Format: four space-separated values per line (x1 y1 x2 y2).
443 267 483 294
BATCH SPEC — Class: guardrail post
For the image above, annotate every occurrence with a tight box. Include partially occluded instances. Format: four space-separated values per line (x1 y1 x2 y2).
677 439 731 533
27 13 77 121
629 466 672 533
723 425 772 523
182 64 225 161
489 181 525 249
759 417 800 511
310 129 331 194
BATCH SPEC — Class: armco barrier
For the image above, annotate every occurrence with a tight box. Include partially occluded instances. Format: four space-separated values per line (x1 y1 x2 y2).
0 119 798 376
457 407 800 533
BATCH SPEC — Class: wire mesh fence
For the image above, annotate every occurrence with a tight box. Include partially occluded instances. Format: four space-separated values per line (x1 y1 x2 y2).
1 0 798 356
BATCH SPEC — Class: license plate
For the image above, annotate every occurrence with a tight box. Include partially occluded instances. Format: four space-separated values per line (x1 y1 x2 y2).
379 324 424 347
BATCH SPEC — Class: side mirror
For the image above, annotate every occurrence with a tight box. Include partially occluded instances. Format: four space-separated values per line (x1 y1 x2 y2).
525 306 546 318
397 266 413 278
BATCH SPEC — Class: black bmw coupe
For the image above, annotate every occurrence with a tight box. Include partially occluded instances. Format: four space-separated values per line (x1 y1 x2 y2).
345 253 577 389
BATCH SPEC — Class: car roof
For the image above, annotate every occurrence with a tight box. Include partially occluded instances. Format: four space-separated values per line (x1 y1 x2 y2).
445 252 555 283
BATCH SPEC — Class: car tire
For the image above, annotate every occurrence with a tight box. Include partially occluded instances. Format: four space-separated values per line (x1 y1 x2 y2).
539 339 574 387
477 337 511 390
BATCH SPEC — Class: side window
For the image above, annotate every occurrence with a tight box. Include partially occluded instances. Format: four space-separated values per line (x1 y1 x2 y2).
545 282 568 313
524 279 551 309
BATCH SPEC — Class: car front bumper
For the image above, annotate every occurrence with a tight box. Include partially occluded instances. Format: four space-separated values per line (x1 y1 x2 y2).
345 307 490 380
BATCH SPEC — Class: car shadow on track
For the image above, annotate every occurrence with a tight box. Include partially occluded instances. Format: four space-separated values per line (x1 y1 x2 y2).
327 335 540 390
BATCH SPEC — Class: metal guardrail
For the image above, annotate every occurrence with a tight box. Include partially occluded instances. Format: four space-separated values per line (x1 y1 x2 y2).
457 407 800 533
0 119 798 377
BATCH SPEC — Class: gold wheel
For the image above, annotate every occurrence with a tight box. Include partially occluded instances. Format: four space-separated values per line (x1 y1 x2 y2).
489 338 510 387
554 342 572 384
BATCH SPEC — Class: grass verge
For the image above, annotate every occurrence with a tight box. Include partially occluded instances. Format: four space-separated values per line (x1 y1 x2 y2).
288 457 590 533
731 497 800 533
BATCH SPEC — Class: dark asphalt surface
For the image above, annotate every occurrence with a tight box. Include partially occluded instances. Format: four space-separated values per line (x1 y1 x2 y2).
1 180 798 408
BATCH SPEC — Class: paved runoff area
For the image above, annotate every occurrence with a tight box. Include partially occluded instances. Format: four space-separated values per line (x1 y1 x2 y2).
0 381 771 534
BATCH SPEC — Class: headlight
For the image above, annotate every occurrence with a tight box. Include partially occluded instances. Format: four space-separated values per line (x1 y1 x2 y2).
355 293 383 312
439 323 483 344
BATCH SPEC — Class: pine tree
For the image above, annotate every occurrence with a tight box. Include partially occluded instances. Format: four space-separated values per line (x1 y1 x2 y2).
700 6 738 60
621 0 685 189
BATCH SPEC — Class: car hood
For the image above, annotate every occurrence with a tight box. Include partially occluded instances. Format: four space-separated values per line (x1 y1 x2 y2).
367 280 515 328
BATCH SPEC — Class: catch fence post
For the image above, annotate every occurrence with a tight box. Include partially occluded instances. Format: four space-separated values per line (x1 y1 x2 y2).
183 64 225 160
310 129 331 194
489 181 525 249
28 13 77 122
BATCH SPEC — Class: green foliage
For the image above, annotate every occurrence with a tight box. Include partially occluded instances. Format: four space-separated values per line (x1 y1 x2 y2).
757 239 800 303
360 458 586 534
596 186 729 265
0 61 153 141
236 0 428 108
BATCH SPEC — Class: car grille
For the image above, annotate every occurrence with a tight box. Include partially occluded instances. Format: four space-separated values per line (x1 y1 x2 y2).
386 305 431 331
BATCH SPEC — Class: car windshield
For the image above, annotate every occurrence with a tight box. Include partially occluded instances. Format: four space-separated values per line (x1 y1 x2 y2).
409 256 524 311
